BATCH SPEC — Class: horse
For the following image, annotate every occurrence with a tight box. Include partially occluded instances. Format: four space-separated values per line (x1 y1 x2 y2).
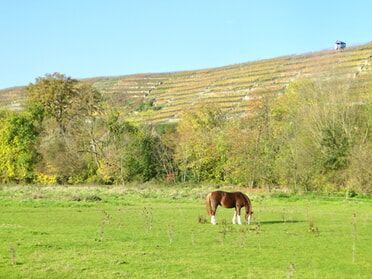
206 191 253 225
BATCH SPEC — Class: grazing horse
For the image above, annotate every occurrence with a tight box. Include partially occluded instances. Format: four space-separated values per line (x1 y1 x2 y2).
206 191 253 225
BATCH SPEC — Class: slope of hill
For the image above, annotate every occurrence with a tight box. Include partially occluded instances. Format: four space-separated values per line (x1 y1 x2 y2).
1 42 371 123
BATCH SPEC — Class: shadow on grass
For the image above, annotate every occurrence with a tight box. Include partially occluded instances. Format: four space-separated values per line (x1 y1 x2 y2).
260 220 305 225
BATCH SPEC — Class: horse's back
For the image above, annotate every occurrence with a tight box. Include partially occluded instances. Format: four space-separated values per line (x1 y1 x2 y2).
208 190 250 208
209 191 225 200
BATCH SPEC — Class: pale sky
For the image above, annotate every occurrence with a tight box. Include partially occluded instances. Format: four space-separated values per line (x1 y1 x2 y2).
1 0 371 89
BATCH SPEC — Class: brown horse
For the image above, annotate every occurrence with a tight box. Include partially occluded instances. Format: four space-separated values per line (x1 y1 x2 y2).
206 191 253 225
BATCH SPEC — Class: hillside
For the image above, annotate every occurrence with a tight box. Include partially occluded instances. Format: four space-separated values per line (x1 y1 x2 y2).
1 42 371 123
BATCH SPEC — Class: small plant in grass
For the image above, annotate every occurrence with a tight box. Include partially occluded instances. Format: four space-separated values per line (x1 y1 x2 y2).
142 207 153 232
191 230 195 246
239 228 247 247
167 224 174 245
252 215 262 251
254 221 262 234
287 262 296 279
351 212 357 263
9 245 16 265
219 219 229 244
308 217 320 236
97 209 112 242
282 208 287 223
198 214 207 224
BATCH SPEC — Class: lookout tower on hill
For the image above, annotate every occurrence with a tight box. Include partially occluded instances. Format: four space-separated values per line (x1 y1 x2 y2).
335 40 346 50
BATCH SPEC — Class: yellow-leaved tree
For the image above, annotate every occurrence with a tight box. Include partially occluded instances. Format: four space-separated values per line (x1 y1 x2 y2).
174 104 227 182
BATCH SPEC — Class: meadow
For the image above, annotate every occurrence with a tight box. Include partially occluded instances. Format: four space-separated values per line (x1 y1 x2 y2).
0 185 371 278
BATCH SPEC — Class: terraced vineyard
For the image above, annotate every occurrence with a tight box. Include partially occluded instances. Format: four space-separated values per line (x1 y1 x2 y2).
1 42 371 124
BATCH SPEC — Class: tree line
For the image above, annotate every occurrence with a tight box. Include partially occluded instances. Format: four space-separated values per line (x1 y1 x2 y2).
0 73 370 193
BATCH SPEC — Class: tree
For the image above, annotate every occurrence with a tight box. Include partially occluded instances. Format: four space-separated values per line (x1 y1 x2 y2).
268 78 371 192
26 73 104 183
0 107 43 183
95 112 136 184
26 73 78 133
94 113 162 184
174 104 227 182
223 119 258 186
122 126 160 182
269 80 314 189
152 124 178 183
224 100 278 188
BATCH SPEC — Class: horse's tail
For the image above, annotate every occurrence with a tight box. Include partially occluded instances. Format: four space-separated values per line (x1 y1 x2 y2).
206 193 213 216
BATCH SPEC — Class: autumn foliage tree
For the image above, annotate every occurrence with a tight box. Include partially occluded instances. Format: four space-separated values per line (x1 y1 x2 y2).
175 104 227 182
25 73 103 182
26 73 79 133
0 107 43 182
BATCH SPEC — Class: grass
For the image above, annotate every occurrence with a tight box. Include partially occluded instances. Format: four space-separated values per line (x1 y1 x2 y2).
0 185 371 278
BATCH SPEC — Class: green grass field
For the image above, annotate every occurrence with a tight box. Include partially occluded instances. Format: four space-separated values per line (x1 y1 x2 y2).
0 186 371 278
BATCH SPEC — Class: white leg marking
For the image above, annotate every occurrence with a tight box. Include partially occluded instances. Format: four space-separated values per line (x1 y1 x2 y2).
237 215 242 225
247 215 251 225
211 215 217 225
232 213 237 224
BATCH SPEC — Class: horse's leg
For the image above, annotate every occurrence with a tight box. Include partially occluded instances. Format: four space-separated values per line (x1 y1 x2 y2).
236 207 242 225
232 211 237 224
211 203 218 225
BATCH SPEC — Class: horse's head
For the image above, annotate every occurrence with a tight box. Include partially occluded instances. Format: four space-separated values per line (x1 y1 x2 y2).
245 211 253 225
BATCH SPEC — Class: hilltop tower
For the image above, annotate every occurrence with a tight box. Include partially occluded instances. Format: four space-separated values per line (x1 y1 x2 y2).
335 40 346 50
